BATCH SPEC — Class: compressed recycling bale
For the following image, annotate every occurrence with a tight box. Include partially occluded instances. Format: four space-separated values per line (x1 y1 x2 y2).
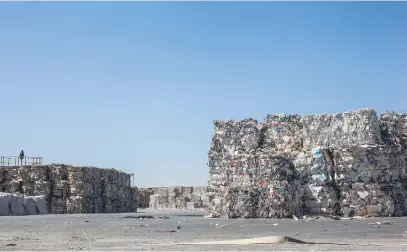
52 180 69 198
48 164 68 181
34 181 51 197
260 113 303 153
22 181 35 195
302 108 382 150
66 196 83 214
131 187 138 212
206 185 228 217
131 187 138 201
66 196 94 214
117 172 131 187
104 199 120 213
30 166 49 181
380 112 407 147
19 167 31 181
2 181 22 193
210 119 261 155
226 181 296 218
339 182 406 217
0 166 4 182
103 184 119 199
68 166 100 184
93 198 103 213
103 199 113 213
303 184 339 214
333 146 406 183
329 109 383 149
3 167 20 181
0 193 10 216
301 114 332 151
149 194 159 209
20 166 49 181
10 193 24 216
23 196 38 215
201 191 210 209
70 181 94 197
50 196 67 214
32 195 47 214
102 169 119 185
257 154 295 183
137 188 154 208
22 181 51 197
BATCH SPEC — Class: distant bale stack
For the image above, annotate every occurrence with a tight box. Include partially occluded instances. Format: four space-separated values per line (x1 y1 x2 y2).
137 188 155 208
140 186 208 210
0 164 136 214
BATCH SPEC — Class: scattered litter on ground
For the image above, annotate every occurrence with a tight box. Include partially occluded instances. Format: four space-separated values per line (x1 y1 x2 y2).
6 244 17 247
292 215 317 221
368 221 393 226
84 220 91 223
123 215 155 219
156 230 177 233
177 225 181 230
273 223 278 226
158 216 170 219
139 224 149 227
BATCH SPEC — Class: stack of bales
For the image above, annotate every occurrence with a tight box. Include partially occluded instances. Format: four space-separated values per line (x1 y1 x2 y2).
144 186 208 210
18 166 51 212
130 186 138 212
137 188 155 208
0 164 136 214
207 108 407 218
100 169 132 213
2 166 22 193
149 187 170 209
207 119 262 217
67 166 101 213
48 165 69 214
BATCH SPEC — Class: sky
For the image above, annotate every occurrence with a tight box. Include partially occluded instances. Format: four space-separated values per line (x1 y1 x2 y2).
0 2 406 187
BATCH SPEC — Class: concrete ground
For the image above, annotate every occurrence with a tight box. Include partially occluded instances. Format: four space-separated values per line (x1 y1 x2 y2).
1 209 407 251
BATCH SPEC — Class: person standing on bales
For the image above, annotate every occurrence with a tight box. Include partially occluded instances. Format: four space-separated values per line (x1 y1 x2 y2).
19 150 24 165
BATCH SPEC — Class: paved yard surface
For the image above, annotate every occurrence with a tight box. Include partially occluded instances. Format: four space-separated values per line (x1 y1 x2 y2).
1 209 407 251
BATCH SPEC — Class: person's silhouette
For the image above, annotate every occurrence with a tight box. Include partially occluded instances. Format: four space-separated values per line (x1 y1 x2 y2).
19 150 24 165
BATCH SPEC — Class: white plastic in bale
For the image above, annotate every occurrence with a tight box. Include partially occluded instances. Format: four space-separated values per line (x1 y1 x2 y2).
32 195 47 214
23 196 37 215
10 193 25 216
0 192 10 216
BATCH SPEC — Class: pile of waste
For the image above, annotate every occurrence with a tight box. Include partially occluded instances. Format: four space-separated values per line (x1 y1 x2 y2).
0 164 138 214
207 108 407 218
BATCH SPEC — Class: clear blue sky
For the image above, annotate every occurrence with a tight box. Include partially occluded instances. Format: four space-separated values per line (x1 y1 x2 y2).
0 2 406 187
